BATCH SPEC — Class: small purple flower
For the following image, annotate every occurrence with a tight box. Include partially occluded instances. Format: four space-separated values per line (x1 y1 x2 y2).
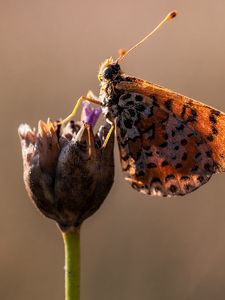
81 101 102 127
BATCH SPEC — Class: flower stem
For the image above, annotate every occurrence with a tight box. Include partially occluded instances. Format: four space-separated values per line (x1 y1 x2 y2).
63 230 80 300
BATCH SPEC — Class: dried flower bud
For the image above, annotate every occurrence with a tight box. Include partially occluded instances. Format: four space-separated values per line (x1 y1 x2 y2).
18 116 114 232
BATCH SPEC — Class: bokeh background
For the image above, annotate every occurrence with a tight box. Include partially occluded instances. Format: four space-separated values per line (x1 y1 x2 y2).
1 0 225 299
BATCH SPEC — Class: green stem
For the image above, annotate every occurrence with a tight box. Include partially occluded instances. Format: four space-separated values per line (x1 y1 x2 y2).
63 230 80 300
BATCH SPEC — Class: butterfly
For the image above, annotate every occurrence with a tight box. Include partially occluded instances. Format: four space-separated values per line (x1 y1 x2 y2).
61 11 225 197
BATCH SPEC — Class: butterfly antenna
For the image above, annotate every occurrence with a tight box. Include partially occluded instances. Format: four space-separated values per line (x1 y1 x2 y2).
116 11 177 63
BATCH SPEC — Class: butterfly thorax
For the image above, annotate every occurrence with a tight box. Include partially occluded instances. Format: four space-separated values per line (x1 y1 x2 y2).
98 61 126 120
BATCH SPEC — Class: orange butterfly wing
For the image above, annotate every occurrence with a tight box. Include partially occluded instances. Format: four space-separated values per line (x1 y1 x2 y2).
115 77 225 196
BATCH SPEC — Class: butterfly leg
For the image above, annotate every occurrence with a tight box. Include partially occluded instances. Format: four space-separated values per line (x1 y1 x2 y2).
86 90 100 101
58 92 102 125
101 120 115 149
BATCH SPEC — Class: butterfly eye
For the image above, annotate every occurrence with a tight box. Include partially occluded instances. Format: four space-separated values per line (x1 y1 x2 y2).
103 64 121 80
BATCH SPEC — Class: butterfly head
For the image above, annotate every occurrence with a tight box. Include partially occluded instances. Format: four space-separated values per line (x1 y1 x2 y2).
98 57 122 82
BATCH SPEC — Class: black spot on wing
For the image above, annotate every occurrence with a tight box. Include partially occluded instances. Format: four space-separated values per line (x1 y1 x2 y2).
209 114 217 124
212 127 218 135
151 177 162 184
165 174 175 182
191 165 199 172
186 108 197 122
169 185 177 193
135 95 143 101
123 118 133 129
195 152 201 159
182 152 188 160
181 139 188 146
159 142 168 148
207 135 214 142
164 99 173 111
147 162 157 169
180 176 190 181
136 170 145 177
175 163 182 169
135 103 146 112
181 105 187 118
161 160 169 167
121 93 131 100
176 124 185 131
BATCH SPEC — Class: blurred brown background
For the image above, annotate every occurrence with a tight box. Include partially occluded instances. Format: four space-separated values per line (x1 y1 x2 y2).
1 0 225 299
